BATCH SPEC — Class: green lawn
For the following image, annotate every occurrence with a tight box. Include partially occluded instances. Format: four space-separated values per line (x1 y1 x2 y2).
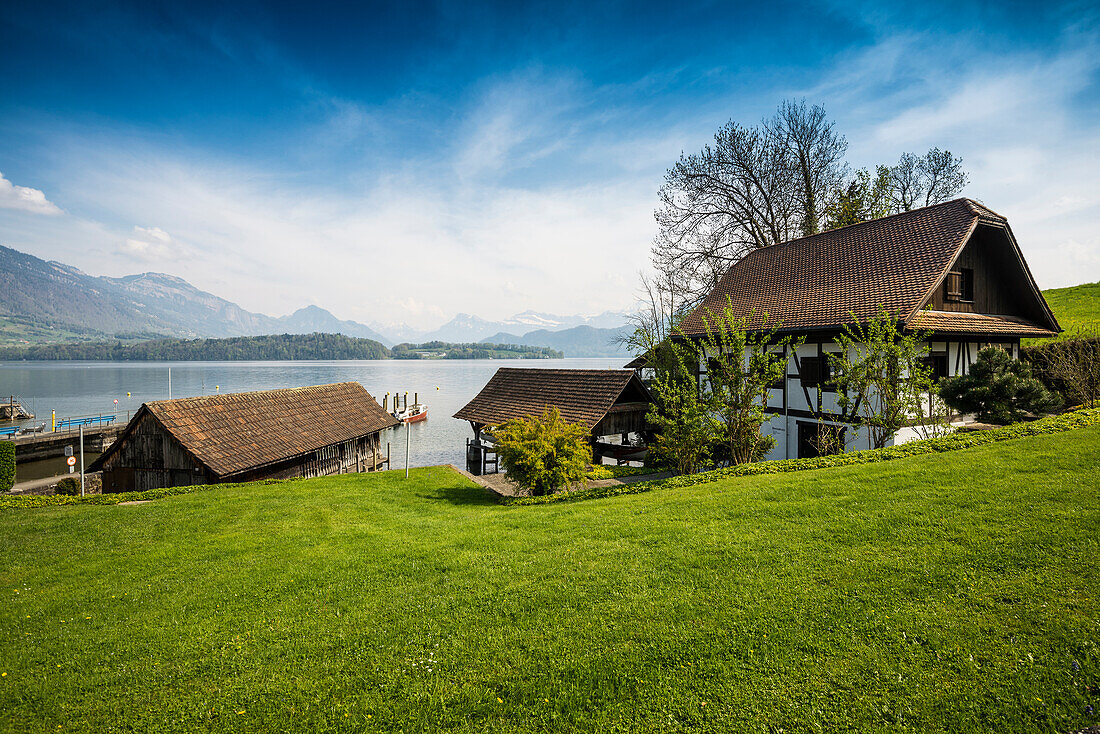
2 428 1099 733
1041 281 1100 338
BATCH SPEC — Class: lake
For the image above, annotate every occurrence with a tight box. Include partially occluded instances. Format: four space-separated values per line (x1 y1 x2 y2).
0 358 630 474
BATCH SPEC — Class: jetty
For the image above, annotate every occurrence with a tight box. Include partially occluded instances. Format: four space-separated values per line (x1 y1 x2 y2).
1 396 34 421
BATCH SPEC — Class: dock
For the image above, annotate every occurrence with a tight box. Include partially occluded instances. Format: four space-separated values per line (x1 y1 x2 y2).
7 423 124 462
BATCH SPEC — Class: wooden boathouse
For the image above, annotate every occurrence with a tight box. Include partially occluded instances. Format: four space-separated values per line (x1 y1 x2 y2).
453 368 653 472
91 382 398 492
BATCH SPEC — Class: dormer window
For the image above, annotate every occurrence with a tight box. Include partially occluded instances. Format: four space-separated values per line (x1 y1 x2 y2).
944 268 973 302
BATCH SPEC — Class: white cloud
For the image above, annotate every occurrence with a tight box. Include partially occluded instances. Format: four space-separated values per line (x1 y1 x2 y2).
0 171 62 215
117 226 183 262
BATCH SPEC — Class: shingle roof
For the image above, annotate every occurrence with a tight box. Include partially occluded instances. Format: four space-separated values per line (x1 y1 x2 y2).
100 382 398 477
678 198 1054 336
453 368 646 430
909 311 1056 337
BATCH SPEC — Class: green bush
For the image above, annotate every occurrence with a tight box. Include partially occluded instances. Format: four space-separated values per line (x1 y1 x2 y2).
508 407 1100 506
0 441 13 492
55 477 80 496
493 407 592 496
940 347 1062 423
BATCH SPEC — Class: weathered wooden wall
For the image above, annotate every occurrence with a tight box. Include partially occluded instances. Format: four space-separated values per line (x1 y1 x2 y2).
101 412 387 492
100 412 211 492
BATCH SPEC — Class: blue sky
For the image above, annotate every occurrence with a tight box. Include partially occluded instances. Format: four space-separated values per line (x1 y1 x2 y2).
1 0 1097 329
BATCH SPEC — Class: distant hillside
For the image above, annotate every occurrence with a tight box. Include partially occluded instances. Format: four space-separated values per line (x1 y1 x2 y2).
480 325 631 357
391 341 562 360
1042 281 1100 337
0 333 391 361
0 245 390 346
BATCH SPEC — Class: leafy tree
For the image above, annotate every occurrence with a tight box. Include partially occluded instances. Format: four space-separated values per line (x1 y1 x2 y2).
0 441 14 492
645 338 720 475
493 408 592 496
824 166 892 230
939 347 1062 424
697 304 802 464
828 308 940 450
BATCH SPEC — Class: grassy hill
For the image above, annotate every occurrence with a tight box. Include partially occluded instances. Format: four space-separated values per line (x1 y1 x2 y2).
1 427 1098 732
1042 281 1100 336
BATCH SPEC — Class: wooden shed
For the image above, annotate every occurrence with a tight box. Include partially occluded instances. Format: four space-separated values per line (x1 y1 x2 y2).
453 368 653 469
90 382 398 493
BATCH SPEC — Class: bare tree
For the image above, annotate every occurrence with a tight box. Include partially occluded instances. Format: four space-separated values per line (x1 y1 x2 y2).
888 147 968 211
652 100 846 304
770 99 849 237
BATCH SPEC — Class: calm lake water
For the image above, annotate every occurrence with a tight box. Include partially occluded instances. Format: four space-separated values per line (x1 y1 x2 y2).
0 358 628 474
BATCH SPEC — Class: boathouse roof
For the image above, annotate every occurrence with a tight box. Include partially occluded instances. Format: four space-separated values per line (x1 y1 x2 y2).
678 198 1059 338
91 382 397 478
453 368 651 431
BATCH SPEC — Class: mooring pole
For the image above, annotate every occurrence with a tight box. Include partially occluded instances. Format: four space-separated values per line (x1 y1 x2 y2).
79 424 85 497
405 419 410 479
168 367 172 400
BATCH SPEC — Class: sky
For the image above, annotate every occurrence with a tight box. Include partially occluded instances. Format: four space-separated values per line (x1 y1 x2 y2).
1 0 1098 331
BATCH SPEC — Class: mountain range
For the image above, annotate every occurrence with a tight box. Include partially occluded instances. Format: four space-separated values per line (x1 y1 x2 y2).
0 245 632 356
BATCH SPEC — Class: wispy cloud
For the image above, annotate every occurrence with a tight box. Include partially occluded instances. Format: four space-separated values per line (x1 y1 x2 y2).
0 171 62 215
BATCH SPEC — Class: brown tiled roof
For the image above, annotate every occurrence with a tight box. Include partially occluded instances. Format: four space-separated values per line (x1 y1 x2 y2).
100 382 398 478
453 368 645 430
909 311 1057 337
678 198 1053 336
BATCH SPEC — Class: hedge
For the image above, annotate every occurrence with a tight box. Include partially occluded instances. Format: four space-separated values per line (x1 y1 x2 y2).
507 407 1100 506
0 477 293 510
0 441 14 492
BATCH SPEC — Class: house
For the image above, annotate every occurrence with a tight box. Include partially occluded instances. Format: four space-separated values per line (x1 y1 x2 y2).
90 382 398 492
675 198 1060 460
453 368 653 469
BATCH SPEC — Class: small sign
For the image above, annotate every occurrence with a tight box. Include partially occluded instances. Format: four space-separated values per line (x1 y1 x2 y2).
66 456 77 467
69 466 75 474
64 446 73 457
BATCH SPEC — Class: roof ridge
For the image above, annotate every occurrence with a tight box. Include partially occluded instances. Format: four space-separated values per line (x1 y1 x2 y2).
146 381 362 407
746 198 978 256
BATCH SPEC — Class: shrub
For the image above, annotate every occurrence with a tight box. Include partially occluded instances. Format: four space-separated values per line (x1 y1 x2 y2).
55 477 80 496
493 407 592 496
0 441 13 492
940 347 1062 423
1022 332 1100 408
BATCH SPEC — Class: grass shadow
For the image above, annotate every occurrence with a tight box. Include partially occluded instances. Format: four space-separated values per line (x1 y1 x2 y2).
415 483 502 507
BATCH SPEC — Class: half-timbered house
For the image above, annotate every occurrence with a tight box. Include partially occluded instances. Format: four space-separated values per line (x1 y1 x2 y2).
674 198 1060 459
91 382 398 492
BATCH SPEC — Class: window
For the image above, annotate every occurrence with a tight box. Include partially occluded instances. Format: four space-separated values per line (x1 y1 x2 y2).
799 356 833 390
944 268 974 302
921 353 950 381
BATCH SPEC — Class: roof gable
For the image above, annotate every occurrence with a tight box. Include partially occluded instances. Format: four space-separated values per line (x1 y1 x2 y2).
93 382 398 477
453 368 650 430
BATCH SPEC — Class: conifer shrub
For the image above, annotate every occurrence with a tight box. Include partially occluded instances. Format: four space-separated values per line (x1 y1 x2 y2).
0 441 14 492
55 477 80 496
940 347 1062 423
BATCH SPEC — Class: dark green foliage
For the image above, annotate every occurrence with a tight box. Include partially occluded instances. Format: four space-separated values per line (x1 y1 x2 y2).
0 333 391 361
391 341 562 360
509 406 1100 506
940 347 1062 423
54 477 79 496
0 441 13 492
493 407 592 495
